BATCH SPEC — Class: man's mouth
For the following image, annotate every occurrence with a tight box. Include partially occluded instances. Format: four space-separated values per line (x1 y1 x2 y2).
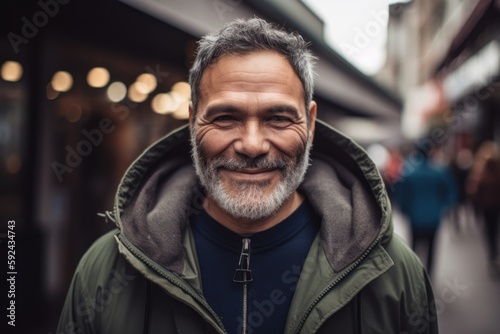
233 168 276 174
220 167 280 181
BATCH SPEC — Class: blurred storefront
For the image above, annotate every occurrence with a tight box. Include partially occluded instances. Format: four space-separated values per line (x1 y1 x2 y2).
0 0 401 331
382 0 500 167
436 0 500 148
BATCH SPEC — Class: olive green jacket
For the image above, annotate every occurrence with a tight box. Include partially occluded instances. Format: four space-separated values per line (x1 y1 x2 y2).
58 121 438 334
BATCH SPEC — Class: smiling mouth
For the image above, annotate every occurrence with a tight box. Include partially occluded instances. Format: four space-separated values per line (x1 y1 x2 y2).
220 167 279 180
234 168 276 174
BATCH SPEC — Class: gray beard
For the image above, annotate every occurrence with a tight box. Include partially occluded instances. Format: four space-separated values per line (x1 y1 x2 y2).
190 130 312 221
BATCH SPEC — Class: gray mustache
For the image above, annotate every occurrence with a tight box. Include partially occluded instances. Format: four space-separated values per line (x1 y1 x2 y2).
210 156 291 170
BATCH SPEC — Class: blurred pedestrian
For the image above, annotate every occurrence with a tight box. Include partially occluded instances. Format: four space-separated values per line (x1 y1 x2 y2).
466 141 500 278
448 132 474 231
394 143 458 277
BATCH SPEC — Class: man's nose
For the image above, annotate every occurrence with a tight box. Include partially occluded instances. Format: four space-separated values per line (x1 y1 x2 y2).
233 121 270 158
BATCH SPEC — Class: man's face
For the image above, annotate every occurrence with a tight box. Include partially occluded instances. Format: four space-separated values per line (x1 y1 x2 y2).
190 50 316 221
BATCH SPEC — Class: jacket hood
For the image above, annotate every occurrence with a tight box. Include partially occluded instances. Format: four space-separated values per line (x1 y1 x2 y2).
113 120 392 275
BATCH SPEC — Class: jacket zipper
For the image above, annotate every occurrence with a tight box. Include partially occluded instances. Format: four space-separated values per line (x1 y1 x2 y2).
293 235 383 334
233 237 253 334
117 234 228 334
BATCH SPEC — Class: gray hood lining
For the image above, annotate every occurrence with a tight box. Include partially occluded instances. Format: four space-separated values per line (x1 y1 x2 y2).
299 156 380 272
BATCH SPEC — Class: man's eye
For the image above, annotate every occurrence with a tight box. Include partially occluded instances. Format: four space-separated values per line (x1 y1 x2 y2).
268 116 292 125
213 115 235 122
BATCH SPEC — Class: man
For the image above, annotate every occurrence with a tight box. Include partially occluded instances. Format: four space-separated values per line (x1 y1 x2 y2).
58 18 438 334
393 144 457 278
466 141 500 278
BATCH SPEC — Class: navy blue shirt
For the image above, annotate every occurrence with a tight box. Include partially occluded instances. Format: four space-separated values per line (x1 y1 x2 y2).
191 200 320 334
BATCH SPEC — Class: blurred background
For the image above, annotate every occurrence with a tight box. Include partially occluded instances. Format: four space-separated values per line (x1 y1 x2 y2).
0 0 499 333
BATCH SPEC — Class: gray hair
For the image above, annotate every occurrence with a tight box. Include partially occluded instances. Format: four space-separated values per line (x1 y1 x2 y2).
189 17 316 120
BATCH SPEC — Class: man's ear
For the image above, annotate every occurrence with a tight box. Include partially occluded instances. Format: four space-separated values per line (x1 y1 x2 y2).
308 100 317 142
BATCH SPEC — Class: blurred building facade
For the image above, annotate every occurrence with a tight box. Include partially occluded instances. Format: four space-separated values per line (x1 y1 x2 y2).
380 0 500 149
0 0 402 332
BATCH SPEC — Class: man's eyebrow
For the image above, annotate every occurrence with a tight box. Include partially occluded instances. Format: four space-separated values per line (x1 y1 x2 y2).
204 104 241 119
265 105 301 119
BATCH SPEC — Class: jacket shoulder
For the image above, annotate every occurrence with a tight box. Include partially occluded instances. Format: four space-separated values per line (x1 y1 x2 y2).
385 234 424 272
77 229 121 275
381 233 429 293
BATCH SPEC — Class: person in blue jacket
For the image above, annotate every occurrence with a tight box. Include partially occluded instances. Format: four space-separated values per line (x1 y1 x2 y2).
393 142 458 277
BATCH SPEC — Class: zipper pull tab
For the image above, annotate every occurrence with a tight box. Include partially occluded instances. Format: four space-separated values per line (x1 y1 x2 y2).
233 237 253 283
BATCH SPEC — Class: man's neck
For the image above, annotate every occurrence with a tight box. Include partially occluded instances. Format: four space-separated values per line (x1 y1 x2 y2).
203 191 305 235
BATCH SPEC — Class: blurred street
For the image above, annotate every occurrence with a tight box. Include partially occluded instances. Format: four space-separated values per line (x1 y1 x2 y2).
394 206 500 334
2 0 500 332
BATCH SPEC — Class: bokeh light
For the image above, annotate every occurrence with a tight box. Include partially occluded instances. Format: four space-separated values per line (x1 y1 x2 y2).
1 61 23 82
136 73 157 94
51 71 73 92
87 67 110 88
128 82 148 102
107 81 127 102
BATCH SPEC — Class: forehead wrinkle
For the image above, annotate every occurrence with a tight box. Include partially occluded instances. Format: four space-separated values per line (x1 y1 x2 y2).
198 51 306 110
203 52 300 84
